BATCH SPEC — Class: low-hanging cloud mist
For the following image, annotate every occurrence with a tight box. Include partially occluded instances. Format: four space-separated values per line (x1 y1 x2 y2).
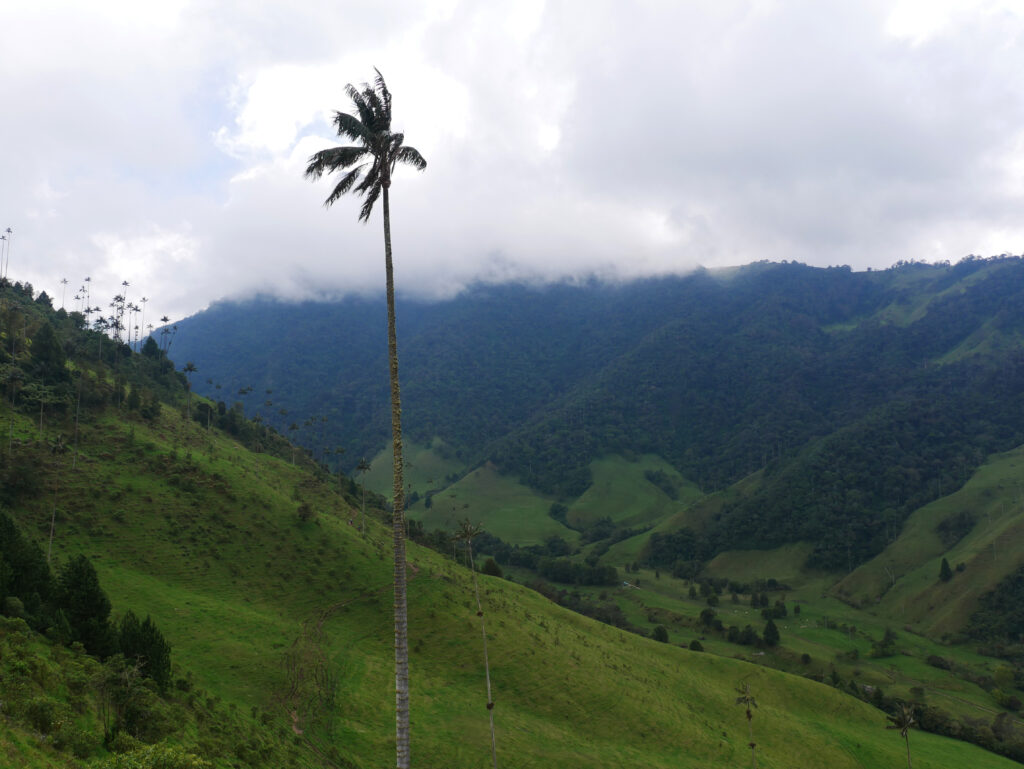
3 0 1024 322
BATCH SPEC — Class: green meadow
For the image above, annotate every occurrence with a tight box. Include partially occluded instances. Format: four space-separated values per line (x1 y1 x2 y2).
5 394 1022 768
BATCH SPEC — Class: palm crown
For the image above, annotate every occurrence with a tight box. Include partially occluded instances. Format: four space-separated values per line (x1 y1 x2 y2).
304 68 426 221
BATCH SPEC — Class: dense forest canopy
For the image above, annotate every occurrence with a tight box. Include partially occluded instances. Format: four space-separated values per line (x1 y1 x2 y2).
171 256 1024 569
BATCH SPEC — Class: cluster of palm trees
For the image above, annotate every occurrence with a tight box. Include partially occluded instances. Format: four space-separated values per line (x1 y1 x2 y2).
62 276 162 353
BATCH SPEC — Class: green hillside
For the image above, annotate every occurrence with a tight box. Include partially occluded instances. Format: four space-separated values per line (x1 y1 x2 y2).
4 279 1024 767
836 445 1024 636
173 257 1024 575
3 399 1022 768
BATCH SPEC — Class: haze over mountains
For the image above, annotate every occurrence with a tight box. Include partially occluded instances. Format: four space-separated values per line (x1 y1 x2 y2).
173 256 1024 573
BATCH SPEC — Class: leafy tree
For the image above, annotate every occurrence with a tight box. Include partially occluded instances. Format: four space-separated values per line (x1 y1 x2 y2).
119 610 172 692
141 336 161 359
0 510 52 621
94 744 211 769
762 618 780 647
29 320 67 384
305 69 426 767
939 557 953 583
652 625 669 643
871 627 898 658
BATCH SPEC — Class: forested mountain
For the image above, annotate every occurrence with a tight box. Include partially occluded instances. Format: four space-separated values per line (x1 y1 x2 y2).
6 268 1024 767
171 256 1024 570
9 277 1022 769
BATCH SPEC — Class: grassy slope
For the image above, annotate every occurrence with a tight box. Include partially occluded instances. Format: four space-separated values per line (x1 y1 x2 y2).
411 463 572 546
4 402 1020 768
409 452 705 554
363 437 464 501
567 454 701 528
835 445 1024 636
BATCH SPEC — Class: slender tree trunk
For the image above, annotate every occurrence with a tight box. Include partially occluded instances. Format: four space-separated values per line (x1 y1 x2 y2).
747 710 757 769
383 185 411 769
72 372 83 470
47 476 59 564
905 734 912 769
467 539 498 769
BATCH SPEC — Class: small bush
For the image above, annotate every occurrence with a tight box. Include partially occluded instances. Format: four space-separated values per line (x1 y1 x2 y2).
53 721 98 759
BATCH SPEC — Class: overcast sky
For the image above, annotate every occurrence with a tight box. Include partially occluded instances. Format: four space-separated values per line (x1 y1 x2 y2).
2 0 1024 323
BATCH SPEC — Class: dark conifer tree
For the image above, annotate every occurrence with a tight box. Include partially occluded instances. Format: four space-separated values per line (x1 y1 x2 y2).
939 557 953 582
56 554 117 657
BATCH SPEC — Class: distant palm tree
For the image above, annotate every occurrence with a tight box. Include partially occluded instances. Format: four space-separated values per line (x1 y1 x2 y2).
159 316 171 352
2 227 12 281
183 362 197 421
305 68 425 768
735 682 758 769
887 702 916 769
140 297 148 349
454 518 498 768
356 457 371 532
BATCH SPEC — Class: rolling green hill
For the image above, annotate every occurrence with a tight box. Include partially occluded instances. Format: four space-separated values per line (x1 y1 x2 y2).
3 397 1022 769
4 278 1024 767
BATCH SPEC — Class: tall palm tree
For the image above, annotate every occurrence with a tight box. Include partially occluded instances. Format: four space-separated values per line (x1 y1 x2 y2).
305 68 425 769
886 702 916 769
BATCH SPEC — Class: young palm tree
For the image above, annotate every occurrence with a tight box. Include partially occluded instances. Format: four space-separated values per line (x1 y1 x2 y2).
735 682 758 769
305 68 426 769
454 518 498 769
886 702 916 769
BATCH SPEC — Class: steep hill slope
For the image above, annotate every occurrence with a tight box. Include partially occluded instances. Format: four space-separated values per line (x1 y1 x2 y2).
3 399 1021 769
3 279 1022 768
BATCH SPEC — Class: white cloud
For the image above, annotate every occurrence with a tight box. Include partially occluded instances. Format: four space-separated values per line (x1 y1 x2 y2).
2 0 1024 322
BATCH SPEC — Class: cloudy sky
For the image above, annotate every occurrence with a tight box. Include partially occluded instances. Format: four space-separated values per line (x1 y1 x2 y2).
2 0 1024 322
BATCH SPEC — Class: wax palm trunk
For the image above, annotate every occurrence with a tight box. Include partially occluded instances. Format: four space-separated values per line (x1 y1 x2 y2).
383 187 411 767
